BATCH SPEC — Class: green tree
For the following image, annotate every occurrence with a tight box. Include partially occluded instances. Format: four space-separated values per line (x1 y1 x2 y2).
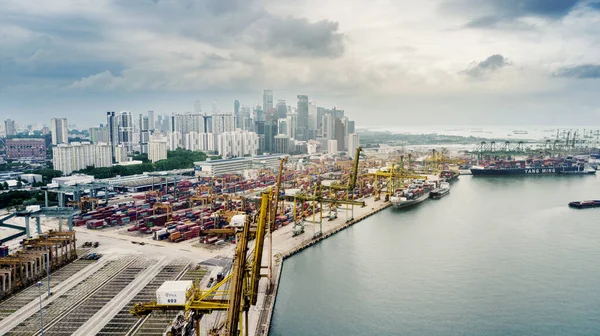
2 182 8 190
16 181 23 188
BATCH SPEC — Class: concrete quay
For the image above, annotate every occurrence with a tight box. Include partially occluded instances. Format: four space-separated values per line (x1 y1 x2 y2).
250 195 392 336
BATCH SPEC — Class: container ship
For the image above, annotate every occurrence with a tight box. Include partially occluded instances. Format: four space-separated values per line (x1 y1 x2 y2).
440 170 459 182
471 158 596 176
391 180 437 209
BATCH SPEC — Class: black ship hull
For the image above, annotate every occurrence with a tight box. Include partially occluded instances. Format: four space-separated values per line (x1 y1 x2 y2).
471 167 595 175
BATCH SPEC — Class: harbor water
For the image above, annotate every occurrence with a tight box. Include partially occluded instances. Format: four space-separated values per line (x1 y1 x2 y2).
270 175 600 336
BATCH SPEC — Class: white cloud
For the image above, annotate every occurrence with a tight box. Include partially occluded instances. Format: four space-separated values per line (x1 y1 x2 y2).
1 0 600 126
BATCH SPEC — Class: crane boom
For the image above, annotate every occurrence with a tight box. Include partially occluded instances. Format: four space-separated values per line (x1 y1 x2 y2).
348 147 362 192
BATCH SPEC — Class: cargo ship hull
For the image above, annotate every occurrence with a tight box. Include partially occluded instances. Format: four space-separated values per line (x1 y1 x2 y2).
391 192 430 209
471 167 595 175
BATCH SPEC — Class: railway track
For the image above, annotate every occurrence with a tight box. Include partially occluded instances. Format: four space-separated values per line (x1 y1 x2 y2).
38 258 154 336
131 265 208 336
96 260 190 336
7 257 137 336
0 259 96 322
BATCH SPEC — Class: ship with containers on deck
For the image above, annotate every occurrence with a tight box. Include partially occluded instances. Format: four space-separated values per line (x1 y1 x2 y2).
391 179 437 209
471 157 597 176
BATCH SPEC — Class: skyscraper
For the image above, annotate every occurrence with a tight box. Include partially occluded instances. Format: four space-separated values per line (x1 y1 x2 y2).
263 90 273 115
347 133 360 157
322 114 334 140
308 101 317 140
139 114 150 154
334 117 346 151
212 114 235 134
234 100 241 129
50 118 69 145
172 113 205 135
89 126 109 143
3 119 16 137
118 111 134 153
296 95 309 141
106 111 118 163
149 136 168 162
276 100 287 119
147 110 155 131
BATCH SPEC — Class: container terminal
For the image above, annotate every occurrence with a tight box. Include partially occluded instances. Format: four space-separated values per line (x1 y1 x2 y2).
0 147 598 336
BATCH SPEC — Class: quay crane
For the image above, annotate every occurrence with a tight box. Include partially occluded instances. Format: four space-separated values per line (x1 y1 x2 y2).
130 158 287 336
368 157 428 201
131 189 271 336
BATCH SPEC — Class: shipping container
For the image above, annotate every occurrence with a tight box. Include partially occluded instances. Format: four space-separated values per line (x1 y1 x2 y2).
170 232 182 241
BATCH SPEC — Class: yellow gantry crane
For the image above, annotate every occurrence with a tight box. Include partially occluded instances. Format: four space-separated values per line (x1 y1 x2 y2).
131 189 271 336
368 158 428 201
131 158 288 336
153 202 173 221
67 196 99 213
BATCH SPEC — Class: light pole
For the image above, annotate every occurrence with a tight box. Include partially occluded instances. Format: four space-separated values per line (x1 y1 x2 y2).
36 281 45 335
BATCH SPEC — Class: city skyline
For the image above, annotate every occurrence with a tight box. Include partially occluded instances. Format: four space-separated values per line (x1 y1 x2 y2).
2 1 600 126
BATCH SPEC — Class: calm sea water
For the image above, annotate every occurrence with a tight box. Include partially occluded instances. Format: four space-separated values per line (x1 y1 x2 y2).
270 175 600 336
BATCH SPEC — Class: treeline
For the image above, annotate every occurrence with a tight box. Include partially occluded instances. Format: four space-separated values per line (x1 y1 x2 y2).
73 149 213 179
0 190 57 210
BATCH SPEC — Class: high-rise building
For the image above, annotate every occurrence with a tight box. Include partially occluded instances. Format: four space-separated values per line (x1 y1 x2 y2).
212 114 235 134
184 132 216 153
277 118 288 136
316 107 325 136
114 145 128 163
118 111 134 153
287 113 297 139
4 119 16 137
50 118 69 145
308 101 317 140
276 100 287 119
168 132 183 151
41 126 50 136
334 117 346 151
52 142 112 175
254 106 264 123
348 120 355 134
6 139 46 159
172 113 205 135
217 130 259 159
203 115 213 133
149 136 168 163
306 140 321 155
139 114 150 154
106 111 118 163
89 126 109 143
322 114 334 140
264 119 278 152
327 140 338 155
147 110 155 131
234 100 241 129
263 89 273 115
273 134 291 154
296 95 309 141
347 133 360 157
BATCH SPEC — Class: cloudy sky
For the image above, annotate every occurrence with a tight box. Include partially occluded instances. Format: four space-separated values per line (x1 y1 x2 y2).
1 0 600 128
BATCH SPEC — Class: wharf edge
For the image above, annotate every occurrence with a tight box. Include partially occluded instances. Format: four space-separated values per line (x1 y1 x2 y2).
255 200 393 336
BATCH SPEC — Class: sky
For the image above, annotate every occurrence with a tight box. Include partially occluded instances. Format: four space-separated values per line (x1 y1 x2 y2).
1 0 600 128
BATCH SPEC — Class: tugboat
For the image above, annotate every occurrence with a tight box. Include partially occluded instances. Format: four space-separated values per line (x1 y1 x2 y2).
568 200 600 209
390 180 436 209
430 182 450 199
